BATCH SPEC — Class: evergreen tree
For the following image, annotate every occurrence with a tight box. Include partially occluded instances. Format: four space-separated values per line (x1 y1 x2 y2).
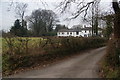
10 19 27 36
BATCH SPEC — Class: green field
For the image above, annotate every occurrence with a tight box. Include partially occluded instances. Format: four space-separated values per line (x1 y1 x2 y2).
2 37 47 54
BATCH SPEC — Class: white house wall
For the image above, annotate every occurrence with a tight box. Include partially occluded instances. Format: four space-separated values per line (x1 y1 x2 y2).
81 30 92 37
57 29 102 37
57 31 92 37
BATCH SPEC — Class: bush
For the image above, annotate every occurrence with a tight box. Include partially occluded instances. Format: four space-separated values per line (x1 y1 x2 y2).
46 37 106 53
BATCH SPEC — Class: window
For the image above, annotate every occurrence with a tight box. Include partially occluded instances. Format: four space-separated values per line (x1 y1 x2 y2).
62 32 64 34
70 32 72 35
76 31 79 35
85 30 86 33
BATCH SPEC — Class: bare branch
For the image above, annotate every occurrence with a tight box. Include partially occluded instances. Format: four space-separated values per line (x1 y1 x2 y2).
15 3 28 20
57 0 101 20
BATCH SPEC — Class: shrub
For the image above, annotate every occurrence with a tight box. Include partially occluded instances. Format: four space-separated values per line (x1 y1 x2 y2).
44 37 107 55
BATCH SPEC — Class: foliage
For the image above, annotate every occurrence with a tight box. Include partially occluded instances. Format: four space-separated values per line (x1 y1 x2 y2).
42 32 57 36
100 38 120 78
27 9 58 36
10 19 27 37
103 26 113 39
100 1 120 78
44 37 106 54
101 14 114 39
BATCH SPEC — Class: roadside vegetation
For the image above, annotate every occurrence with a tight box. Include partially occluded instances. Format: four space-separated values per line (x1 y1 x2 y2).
2 36 106 76
0 38 2 72
99 1 120 78
100 38 120 78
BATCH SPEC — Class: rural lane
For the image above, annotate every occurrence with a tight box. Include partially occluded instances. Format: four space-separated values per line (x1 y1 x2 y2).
7 47 106 78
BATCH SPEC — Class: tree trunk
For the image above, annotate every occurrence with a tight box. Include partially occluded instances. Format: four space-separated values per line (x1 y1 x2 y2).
112 0 120 53
112 0 120 38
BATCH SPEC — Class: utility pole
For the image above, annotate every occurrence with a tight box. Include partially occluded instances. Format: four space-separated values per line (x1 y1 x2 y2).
94 1 99 36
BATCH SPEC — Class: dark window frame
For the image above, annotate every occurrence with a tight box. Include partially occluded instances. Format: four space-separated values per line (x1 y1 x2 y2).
76 31 79 35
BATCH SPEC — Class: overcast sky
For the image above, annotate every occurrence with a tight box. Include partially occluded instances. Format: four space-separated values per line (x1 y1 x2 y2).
0 0 114 31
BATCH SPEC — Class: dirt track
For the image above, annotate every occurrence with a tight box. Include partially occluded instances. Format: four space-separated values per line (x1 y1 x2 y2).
7 47 106 78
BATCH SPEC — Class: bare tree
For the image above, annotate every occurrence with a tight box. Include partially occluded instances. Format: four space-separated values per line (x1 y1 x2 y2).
83 1 100 36
26 9 58 36
57 0 101 36
58 0 120 38
15 3 28 28
58 0 100 18
112 0 120 38
100 11 114 39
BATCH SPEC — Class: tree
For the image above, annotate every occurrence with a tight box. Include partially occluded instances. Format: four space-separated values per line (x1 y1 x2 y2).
55 24 68 32
112 0 120 51
83 1 100 36
112 0 120 38
27 9 58 36
100 13 114 39
91 1 100 36
58 0 101 36
41 10 58 32
10 19 27 36
1 30 6 37
7 2 28 36
10 19 21 36
58 0 120 38
15 3 28 28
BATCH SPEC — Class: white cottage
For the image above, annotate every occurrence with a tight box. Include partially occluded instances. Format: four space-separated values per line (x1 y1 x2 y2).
57 27 103 37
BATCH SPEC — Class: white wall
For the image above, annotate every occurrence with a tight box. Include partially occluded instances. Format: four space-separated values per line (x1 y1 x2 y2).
57 29 102 37
57 30 92 37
